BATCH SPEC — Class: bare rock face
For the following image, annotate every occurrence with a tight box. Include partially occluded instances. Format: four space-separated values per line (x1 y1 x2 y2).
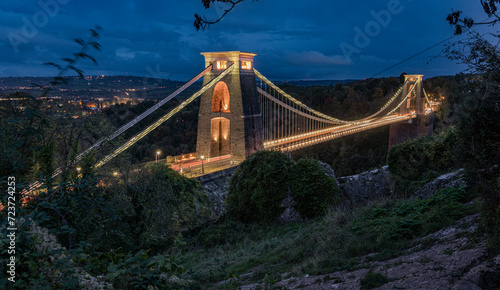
200 175 231 216
337 165 394 208
240 214 500 290
277 190 303 223
413 169 466 199
317 160 340 188
337 167 468 209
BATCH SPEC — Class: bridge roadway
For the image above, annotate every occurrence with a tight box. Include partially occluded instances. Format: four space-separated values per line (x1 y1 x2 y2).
148 154 238 178
162 113 417 177
265 113 416 151
126 113 417 178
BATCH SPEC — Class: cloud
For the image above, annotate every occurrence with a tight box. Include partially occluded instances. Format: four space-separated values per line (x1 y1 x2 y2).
115 48 136 61
285 51 351 67
0 0 484 79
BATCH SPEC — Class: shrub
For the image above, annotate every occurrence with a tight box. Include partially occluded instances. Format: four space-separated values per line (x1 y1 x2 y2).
387 129 459 195
227 152 341 223
291 158 339 219
360 270 389 289
103 163 213 252
226 151 294 223
351 187 474 245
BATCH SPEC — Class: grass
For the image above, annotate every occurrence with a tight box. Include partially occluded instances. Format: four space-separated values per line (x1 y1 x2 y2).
360 270 390 289
178 187 477 287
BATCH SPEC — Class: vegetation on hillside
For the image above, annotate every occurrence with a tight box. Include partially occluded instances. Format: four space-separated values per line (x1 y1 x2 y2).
387 129 459 194
227 151 339 223
180 187 476 287
444 1 500 250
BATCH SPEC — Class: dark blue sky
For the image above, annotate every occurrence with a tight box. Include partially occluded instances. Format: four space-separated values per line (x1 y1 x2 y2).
0 0 486 80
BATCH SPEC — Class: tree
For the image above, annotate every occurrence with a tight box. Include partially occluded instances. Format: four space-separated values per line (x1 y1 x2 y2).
291 158 339 219
194 0 254 31
445 1 500 250
446 0 500 35
226 151 294 223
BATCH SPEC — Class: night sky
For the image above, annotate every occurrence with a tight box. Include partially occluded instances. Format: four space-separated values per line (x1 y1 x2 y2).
0 1 486 80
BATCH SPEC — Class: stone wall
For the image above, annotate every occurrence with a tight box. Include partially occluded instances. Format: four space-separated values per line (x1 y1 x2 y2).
200 163 467 219
197 166 237 216
337 165 394 209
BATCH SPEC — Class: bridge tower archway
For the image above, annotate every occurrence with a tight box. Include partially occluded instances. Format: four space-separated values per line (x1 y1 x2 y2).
400 75 424 115
196 51 264 162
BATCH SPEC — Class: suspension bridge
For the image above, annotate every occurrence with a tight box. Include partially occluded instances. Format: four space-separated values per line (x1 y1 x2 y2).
22 51 433 194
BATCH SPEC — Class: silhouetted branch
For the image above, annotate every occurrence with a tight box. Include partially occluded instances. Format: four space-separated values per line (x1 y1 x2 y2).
34 26 102 97
447 1 500 35
194 0 248 31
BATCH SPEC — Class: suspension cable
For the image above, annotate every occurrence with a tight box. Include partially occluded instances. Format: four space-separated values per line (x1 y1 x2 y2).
21 64 214 195
93 64 235 170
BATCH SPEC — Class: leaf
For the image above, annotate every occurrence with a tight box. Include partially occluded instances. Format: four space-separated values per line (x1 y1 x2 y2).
74 38 85 45
62 57 75 64
106 272 121 281
44 62 63 70
107 263 118 273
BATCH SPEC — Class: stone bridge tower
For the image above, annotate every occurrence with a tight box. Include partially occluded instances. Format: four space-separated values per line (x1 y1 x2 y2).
400 75 425 115
389 74 433 149
196 51 264 162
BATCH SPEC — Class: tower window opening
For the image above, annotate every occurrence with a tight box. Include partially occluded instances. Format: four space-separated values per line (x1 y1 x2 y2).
216 61 227 70
241 61 252 70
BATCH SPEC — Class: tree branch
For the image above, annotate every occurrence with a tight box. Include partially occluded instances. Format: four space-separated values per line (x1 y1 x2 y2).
194 0 245 31
447 1 500 34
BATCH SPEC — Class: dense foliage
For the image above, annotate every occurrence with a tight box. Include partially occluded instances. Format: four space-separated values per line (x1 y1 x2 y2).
0 164 208 288
444 1 500 250
181 186 476 286
102 164 213 251
227 151 339 223
291 158 339 218
226 151 295 223
387 129 458 191
351 187 473 243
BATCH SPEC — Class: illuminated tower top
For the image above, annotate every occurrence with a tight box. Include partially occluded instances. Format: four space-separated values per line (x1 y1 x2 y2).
201 51 257 73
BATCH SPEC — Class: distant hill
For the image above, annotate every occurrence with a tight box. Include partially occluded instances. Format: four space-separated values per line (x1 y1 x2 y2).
0 75 199 100
273 79 357 87
0 76 358 100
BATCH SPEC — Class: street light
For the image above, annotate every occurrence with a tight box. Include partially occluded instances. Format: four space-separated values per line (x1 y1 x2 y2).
156 151 161 163
113 172 118 176
76 167 81 173
201 155 205 174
